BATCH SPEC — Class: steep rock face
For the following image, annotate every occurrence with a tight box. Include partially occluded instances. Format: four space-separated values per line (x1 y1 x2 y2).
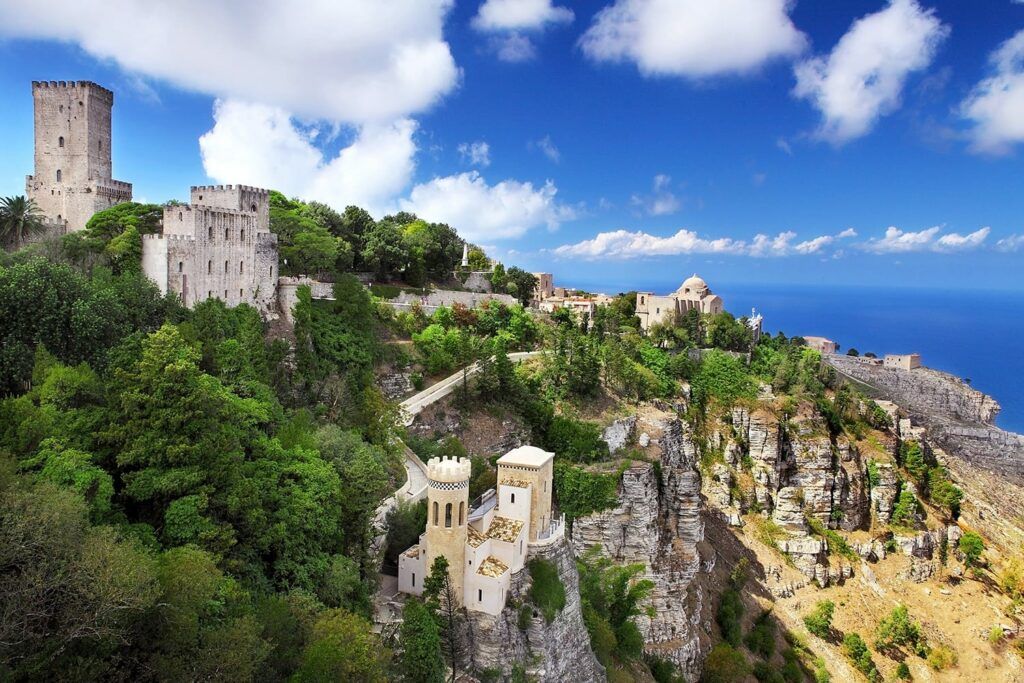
737 408 783 510
467 536 605 682
602 416 637 455
572 409 709 679
869 462 900 523
834 437 870 531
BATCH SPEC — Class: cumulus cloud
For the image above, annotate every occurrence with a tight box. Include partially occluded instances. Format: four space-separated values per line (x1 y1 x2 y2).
472 0 573 31
0 0 459 124
862 226 991 253
458 141 492 167
961 29 1024 154
997 234 1024 252
199 100 417 217
579 0 806 78
473 0 573 63
631 174 681 216
552 226 857 260
793 0 948 144
400 171 576 241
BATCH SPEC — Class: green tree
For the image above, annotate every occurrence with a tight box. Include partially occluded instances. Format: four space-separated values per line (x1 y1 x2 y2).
0 195 47 249
397 599 445 683
423 556 465 682
701 643 749 683
504 267 538 306
362 218 408 280
293 609 386 682
803 600 835 638
874 605 924 654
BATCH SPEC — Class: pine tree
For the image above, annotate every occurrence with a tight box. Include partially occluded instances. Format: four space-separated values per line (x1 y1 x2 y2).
398 599 445 683
424 556 466 683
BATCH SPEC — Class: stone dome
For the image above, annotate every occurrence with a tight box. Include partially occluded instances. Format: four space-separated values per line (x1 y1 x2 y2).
679 274 708 294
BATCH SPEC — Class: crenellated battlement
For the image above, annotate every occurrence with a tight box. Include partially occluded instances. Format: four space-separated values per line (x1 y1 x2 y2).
191 184 270 196
427 456 472 483
32 80 113 101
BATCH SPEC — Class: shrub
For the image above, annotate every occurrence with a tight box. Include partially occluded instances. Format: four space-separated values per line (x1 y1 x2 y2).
803 600 835 639
553 462 620 523
926 645 957 671
989 626 1005 646
842 633 879 682
700 643 749 683
780 648 803 683
752 661 784 683
517 603 533 631
543 415 609 463
874 605 924 654
895 661 911 679
745 612 775 659
890 490 922 528
527 558 566 623
958 531 985 569
716 589 744 647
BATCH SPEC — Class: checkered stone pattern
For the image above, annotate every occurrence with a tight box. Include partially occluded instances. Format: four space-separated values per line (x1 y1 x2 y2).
429 479 468 491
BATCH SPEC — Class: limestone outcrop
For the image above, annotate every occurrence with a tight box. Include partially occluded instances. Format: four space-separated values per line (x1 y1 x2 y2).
572 408 710 679
467 536 605 682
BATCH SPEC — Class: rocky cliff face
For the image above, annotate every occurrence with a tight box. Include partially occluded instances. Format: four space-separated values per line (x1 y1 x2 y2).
466 536 605 682
573 408 711 679
826 355 1024 480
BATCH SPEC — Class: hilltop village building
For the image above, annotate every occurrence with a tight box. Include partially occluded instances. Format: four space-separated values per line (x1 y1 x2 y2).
635 274 724 331
884 353 922 371
25 80 132 231
142 185 279 311
398 447 563 615
804 336 839 354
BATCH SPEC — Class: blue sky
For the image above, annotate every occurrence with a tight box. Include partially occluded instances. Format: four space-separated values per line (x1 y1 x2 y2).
1 0 1022 292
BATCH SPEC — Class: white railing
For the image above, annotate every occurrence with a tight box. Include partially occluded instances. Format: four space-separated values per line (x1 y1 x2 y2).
531 514 566 547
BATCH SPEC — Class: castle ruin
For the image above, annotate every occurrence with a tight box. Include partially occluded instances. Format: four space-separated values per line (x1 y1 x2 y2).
142 185 278 311
26 81 132 231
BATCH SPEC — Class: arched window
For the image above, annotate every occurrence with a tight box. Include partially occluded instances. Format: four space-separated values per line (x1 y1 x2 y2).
224 228 229 240
178 212 183 221
57 214 61 222
240 228 245 240
178 262 183 273
58 136 64 148
433 502 439 526
239 261 244 274
224 260 229 273
251 203 257 212
459 502 465 526
56 169 62 182
239 289 243 298
444 503 452 528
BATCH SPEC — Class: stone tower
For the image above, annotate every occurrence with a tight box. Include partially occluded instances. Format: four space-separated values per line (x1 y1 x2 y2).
25 81 132 232
425 456 471 604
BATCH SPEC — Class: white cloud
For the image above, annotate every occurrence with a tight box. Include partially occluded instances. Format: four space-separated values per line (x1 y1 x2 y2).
579 0 806 78
491 33 538 62
793 0 949 144
199 100 416 217
552 226 857 260
997 234 1024 252
631 174 680 216
531 135 561 163
862 225 991 253
400 171 576 241
961 29 1024 154
0 0 459 124
458 141 492 167
473 0 574 31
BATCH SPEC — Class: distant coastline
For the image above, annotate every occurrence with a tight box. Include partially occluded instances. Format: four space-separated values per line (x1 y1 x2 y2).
568 279 1024 433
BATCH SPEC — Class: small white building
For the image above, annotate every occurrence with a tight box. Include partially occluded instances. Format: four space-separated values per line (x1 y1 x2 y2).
884 353 921 371
398 446 563 615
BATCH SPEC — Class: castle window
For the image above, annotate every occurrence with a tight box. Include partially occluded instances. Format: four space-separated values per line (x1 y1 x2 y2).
224 228 229 240
239 261 244 274
411 573 415 587
56 169 62 182
240 228 245 240
444 503 452 528
59 105 63 113
269 266 274 278
224 260 229 273
224 289 228 299
98 140 102 151
433 502 439 526
478 589 483 602
511 493 515 504
207 261 211 274
251 204 257 212
178 212 183 221
459 502 464 526
178 262 183 273
239 289 243 298
208 291 212 298
58 136 64 148
208 226 213 240
520 540 523 555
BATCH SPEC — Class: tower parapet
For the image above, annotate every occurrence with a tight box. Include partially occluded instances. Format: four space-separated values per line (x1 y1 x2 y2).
425 456 471 604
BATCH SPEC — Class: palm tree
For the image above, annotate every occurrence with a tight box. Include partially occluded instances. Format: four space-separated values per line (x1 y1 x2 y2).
0 195 48 249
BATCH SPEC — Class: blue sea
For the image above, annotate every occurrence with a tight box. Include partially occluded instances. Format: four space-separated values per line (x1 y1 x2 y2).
572 279 1024 434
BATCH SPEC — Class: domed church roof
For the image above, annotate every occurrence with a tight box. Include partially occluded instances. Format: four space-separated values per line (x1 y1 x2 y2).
678 274 708 294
